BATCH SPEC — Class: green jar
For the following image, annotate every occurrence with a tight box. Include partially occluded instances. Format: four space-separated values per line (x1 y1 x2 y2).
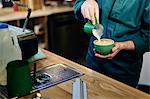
7 60 32 98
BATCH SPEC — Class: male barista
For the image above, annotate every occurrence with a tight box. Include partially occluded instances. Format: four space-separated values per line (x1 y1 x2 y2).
74 0 150 87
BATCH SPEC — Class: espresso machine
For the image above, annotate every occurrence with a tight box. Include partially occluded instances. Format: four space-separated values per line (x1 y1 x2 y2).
1 0 38 59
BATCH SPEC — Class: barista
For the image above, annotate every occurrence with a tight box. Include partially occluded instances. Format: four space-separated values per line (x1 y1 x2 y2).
74 0 150 87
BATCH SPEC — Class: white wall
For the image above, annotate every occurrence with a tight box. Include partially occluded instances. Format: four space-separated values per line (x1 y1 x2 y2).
139 52 150 86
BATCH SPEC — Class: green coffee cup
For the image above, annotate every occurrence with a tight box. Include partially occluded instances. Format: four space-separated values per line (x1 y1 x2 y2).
6 60 32 98
93 39 115 55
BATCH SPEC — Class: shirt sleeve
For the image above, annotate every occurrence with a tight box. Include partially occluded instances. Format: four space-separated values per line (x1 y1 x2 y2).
73 0 85 22
131 1 150 56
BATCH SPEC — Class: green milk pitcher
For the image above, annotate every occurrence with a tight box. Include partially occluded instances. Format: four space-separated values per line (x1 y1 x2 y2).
83 17 100 34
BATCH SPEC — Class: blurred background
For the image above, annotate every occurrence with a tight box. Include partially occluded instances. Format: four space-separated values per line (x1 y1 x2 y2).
0 0 90 66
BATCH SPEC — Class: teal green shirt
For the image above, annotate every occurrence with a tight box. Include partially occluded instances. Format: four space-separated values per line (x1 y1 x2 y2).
74 0 150 56
74 0 150 86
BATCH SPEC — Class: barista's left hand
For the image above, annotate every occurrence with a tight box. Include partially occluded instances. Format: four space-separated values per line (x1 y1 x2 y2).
94 41 135 59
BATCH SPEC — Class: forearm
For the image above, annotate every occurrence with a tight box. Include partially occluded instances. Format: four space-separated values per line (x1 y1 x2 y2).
120 41 135 51
73 0 85 21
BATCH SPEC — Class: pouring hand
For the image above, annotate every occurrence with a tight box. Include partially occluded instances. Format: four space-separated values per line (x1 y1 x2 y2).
81 0 99 25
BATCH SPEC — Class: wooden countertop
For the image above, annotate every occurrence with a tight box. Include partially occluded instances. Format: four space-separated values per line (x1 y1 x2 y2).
0 6 73 22
23 49 150 99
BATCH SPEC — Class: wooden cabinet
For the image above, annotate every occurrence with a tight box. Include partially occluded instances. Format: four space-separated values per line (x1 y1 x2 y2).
0 6 74 50
16 0 43 11
47 11 83 59
33 16 48 49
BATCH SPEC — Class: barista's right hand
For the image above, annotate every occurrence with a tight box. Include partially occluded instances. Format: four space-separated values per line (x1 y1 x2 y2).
81 0 99 25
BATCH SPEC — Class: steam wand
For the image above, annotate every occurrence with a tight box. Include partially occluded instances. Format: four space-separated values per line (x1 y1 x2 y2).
13 2 32 32
23 8 31 32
